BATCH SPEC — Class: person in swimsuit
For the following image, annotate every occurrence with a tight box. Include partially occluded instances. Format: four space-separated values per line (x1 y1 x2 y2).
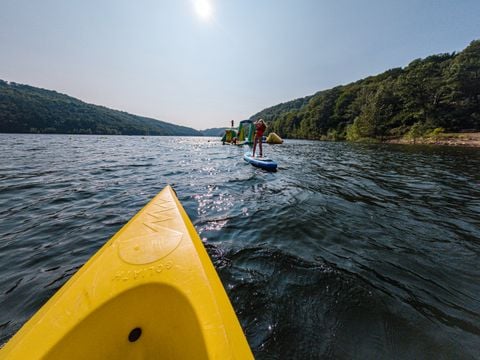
252 119 266 157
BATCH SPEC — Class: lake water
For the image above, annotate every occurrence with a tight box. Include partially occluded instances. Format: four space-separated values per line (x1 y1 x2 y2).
0 134 479 359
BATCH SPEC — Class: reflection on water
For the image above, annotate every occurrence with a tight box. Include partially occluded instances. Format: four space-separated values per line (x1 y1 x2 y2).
0 134 479 358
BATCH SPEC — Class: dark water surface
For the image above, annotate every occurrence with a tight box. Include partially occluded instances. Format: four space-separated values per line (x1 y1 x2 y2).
0 134 479 358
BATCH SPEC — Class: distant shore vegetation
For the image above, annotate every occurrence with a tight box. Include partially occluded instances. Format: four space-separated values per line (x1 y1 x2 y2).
1 40 479 142
0 81 202 136
251 40 480 143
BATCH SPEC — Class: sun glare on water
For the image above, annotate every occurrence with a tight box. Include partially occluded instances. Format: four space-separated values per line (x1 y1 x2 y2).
193 0 214 21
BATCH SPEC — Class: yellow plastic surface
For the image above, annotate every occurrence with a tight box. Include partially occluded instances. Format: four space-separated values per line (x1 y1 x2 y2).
266 132 283 144
1 186 253 359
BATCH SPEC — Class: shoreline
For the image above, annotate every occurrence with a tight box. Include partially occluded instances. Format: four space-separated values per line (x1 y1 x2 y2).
2 131 480 148
384 132 480 148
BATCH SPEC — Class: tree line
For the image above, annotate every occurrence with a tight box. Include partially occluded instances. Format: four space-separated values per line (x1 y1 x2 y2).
251 40 480 141
0 81 201 136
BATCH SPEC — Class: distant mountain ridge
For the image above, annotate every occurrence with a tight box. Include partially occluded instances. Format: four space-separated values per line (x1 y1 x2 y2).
200 127 227 136
0 80 201 136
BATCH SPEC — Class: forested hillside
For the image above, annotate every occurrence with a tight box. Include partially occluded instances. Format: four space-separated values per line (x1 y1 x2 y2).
200 127 227 136
0 81 201 136
250 40 480 141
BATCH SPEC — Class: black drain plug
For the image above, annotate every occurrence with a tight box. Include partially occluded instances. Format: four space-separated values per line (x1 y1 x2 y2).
128 327 142 342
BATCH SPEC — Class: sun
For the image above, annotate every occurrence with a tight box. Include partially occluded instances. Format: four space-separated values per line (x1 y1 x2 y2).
193 0 214 21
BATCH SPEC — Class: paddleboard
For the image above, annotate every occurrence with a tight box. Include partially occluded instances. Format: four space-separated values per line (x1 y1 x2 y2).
243 152 277 171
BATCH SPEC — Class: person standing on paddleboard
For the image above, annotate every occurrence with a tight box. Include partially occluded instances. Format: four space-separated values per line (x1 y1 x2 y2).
252 119 267 157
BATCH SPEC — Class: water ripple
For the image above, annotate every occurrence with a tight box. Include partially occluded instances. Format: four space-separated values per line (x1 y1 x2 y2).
0 134 479 358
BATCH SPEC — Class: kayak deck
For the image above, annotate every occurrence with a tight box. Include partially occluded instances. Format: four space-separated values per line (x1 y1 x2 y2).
1 186 253 359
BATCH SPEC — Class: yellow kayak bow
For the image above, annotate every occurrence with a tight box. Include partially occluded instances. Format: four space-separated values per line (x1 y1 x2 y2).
1 186 253 359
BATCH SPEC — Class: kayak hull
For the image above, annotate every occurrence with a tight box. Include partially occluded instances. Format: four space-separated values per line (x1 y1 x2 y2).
1 186 253 359
243 152 277 171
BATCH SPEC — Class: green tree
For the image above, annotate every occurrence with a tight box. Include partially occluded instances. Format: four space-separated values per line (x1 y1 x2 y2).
446 40 480 129
255 40 479 141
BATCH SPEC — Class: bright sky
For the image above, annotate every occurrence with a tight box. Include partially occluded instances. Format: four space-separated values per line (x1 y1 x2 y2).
1 0 479 130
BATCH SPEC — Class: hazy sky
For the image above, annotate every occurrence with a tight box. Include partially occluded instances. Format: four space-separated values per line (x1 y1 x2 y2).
1 0 479 130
